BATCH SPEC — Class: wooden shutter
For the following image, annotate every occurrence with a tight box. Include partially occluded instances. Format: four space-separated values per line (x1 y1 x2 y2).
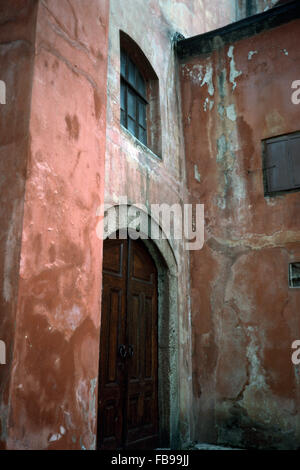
264 132 300 194
289 135 300 188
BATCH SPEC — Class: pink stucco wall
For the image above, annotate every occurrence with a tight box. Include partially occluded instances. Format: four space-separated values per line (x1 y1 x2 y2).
180 15 300 449
105 0 238 447
0 0 238 450
5 0 109 450
3 0 296 451
0 0 38 449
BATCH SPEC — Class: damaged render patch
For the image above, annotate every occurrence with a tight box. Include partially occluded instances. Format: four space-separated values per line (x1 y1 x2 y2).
54 304 82 334
218 68 227 99
227 46 242 91
194 164 201 182
201 63 214 96
189 64 203 84
66 305 82 331
217 197 226 210
89 378 97 421
89 378 97 449
232 170 246 202
248 50 258 60
245 326 266 389
49 432 63 442
217 134 227 162
203 97 214 112
218 104 225 117
226 104 237 122
3 200 19 302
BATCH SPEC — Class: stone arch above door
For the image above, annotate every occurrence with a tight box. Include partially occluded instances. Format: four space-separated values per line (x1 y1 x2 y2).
98 204 180 448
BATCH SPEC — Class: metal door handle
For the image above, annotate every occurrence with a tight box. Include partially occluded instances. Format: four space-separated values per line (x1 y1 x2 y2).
128 345 134 358
118 344 127 358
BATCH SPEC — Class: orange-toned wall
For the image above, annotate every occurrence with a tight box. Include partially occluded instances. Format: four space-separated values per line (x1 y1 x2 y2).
0 0 38 449
0 0 237 450
2 0 295 451
2 0 109 449
105 0 238 448
180 17 300 449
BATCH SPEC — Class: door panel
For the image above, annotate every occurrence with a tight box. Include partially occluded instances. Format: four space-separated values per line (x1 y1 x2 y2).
125 240 158 449
98 239 127 449
97 238 158 450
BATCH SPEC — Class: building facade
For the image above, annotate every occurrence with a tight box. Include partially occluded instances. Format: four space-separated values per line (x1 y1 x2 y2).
0 0 299 450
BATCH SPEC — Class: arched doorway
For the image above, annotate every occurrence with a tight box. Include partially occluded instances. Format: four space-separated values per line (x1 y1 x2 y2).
97 236 159 449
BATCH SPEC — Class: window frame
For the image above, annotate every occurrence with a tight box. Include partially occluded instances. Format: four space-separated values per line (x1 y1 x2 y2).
289 262 300 289
119 31 162 159
120 49 148 146
262 130 300 197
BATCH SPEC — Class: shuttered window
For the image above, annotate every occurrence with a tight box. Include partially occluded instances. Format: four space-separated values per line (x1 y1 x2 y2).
263 132 300 195
289 263 300 288
120 49 147 146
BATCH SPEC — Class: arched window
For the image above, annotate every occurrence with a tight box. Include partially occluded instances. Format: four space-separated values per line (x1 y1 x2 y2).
120 32 161 157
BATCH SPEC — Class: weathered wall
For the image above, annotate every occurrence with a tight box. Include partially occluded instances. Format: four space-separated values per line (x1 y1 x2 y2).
4 0 294 451
255 0 290 13
105 0 237 448
235 0 284 20
0 0 239 451
155 0 235 35
0 0 38 449
5 0 109 450
180 17 300 449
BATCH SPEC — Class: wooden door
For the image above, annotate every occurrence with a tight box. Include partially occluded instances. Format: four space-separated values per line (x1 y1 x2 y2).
97 237 158 449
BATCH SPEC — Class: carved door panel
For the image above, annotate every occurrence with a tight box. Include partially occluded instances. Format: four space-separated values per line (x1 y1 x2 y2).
124 239 158 449
97 238 128 449
97 238 158 450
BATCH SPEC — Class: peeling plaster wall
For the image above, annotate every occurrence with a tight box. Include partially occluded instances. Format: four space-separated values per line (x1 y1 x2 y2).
4 0 109 450
235 0 281 20
255 0 287 12
156 0 235 36
0 0 38 449
0 0 238 451
106 0 236 448
180 18 300 449
235 0 294 21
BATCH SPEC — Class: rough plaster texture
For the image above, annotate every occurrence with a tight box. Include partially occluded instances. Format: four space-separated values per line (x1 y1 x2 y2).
235 0 282 20
2 0 297 452
1 0 109 450
0 0 38 449
180 17 300 449
0 0 237 451
105 0 237 448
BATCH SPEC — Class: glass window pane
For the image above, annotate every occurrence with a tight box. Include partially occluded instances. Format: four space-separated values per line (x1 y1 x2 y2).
289 262 300 288
137 70 146 98
128 90 136 119
121 81 126 110
120 51 148 146
128 117 136 136
121 49 126 77
139 126 147 145
138 101 146 127
121 109 126 127
128 58 136 87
